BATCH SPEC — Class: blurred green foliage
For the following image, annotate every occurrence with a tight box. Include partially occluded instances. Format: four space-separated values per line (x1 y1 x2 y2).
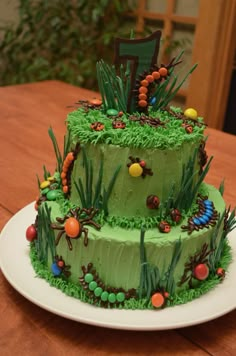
0 0 135 88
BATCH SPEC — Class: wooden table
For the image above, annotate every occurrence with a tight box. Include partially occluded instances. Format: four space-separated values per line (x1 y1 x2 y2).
0 81 235 355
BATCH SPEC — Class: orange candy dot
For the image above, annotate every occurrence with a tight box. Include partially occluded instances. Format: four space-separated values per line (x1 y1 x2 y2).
61 172 66 179
139 86 148 94
63 185 69 194
65 217 80 238
152 71 160 80
138 93 147 100
62 178 67 186
65 157 71 166
151 293 165 308
138 100 148 107
66 152 74 161
146 74 154 83
89 98 102 106
159 67 168 77
140 79 149 87
62 165 68 173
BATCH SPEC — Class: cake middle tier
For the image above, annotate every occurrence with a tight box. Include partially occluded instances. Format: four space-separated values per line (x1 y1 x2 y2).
69 141 202 218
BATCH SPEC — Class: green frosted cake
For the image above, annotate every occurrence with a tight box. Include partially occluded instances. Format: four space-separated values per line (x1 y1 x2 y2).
26 31 235 310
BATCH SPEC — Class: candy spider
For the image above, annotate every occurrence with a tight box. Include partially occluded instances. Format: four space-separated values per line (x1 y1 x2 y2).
178 243 214 288
51 207 101 250
51 255 71 278
127 156 153 178
181 196 218 234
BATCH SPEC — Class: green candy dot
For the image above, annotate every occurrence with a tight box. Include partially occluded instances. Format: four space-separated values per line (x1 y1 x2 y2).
108 293 116 303
84 273 93 283
106 108 118 116
101 291 109 302
116 292 125 302
41 188 50 195
46 189 60 201
94 287 103 297
89 281 97 291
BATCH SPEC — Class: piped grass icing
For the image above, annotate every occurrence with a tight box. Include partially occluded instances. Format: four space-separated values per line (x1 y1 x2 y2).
67 107 205 150
29 238 232 310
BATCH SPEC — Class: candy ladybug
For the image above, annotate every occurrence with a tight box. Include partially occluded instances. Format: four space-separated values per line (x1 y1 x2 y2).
146 195 160 209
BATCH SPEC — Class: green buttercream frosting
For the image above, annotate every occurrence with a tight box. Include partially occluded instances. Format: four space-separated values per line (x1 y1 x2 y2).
66 107 204 150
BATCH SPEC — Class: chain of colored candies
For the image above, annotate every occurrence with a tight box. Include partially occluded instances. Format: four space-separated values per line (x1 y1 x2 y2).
60 144 80 195
79 263 136 307
35 176 61 210
136 66 169 109
182 196 218 234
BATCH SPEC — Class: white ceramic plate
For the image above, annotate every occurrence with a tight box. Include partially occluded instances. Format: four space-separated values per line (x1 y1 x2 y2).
0 203 235 330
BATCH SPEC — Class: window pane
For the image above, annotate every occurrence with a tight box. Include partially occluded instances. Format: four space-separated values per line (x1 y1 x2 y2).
146 0 167 13
174 0 199 17
169 23 195 90
143 19 164 63
128 0 138 8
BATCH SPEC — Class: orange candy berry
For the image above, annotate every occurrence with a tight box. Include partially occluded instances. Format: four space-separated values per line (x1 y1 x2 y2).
139 86 148 94
159 67 168 77
66 152 74 161
63 185 69 194
146 74 154 83
138 100 148 108
62 178 67 186
152 71 160 80
140 79 149 87
138 93 147 100
89 98 102 106
61 171 66 179
65 217 80 238
62 165 68 173
151 293 165 308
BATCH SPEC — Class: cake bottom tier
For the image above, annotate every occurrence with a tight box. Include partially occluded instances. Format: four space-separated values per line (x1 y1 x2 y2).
32 184 232 309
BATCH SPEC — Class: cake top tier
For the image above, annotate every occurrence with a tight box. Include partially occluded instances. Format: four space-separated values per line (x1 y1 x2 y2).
67 30 205 150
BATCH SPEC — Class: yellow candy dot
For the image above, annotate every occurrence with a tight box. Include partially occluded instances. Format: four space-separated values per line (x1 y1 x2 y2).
40 180 50 189
47 176 54 182
129 163 143 177
184 108 198 120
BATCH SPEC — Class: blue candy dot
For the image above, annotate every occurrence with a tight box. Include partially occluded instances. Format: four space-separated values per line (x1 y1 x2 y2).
193 217 201 225
51 262 62 276
204 200 213 206
149 97 156 105
205 208 213 215
198 216 208 224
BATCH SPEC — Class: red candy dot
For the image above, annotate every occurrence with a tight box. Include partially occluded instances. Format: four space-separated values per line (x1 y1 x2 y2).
57 260 65 268
26 225 37 242
194 263 209 280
